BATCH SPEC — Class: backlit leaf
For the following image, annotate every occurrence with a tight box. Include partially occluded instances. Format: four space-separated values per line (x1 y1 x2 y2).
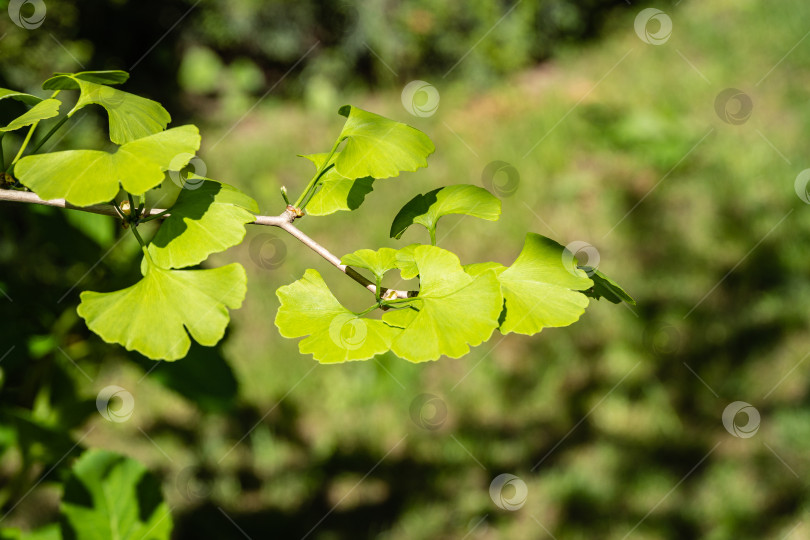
42 70 130 88
16 125 200 206
77 251 246 361
382 245 502 362
334 105 434 180
43 72 168 144
148 178 258 268
341 247 399 282
496 233 593 335
275 269 399 363
390 184 501 240
300 152 374 216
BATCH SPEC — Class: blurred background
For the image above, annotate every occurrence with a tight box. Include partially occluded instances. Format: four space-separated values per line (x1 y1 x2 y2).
2 0 810 538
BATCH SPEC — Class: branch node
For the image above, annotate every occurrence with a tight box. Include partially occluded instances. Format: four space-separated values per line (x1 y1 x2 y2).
284 204 304 222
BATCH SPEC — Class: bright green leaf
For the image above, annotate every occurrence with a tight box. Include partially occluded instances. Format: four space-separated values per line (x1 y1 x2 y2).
390 184 501 240
382 245 502 362
300 152 374 216
581 267 636 305
42 70 130 88
275 269 399 363
497 233 593 335
0 89 42 105
394 243 421 279
334 105 434 180
16 125 200 206
341 248 399 282
75 80 170 144
77 252 246 361
148 178 258 268
43 72 168 144
60 449 171 540
0 98 60 132
310 175 374 216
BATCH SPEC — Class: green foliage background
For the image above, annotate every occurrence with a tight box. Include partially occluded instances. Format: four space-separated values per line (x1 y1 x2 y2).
3 0 810 538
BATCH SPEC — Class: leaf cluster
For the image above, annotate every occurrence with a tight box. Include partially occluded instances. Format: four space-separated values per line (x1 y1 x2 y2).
1 69 632 364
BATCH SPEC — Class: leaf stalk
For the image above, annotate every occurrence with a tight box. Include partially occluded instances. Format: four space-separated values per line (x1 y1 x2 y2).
293 137 342 209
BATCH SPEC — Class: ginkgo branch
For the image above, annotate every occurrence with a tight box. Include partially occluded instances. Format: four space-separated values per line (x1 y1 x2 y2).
0 189 411 299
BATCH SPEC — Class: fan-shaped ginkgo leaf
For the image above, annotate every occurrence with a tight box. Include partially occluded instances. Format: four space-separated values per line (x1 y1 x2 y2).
341 248 399 282
15 125 200 206
382 245 502 362
275 269 400 363
333 105 434 180
43 72 168 144
390 184 501 241
77 252 246 361
496 233 593 335
148 178 258 268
